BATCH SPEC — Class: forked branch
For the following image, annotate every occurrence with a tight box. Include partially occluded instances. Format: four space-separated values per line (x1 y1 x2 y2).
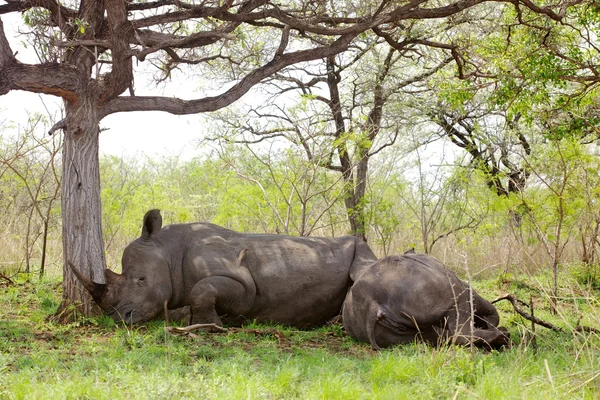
492 294 600 334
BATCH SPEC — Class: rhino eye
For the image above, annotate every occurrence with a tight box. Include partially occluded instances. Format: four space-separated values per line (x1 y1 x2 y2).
137 277 146 286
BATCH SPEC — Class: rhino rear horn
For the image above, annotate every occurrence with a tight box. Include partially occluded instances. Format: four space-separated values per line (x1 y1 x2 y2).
68 261 107 302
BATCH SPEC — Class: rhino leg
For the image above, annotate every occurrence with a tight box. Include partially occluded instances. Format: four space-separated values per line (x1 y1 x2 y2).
470 326 510 349
167 306 191 324
472 292 500 328
189 276 255 326
445 308 509 349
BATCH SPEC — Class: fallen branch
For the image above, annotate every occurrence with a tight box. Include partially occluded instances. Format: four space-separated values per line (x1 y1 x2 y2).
164 323 296 346
228 327 291 344
493 294 600 335
575 325 600 334
492 294 564 333
165 323 228 338
575 317 600 334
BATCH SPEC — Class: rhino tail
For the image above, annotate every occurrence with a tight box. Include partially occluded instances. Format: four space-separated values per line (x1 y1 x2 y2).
237 248 248 266
366 306 381 351
233 248 257 312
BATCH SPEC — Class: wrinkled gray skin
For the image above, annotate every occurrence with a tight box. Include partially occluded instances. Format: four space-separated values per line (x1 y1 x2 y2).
342 250 509 350
72 209 377 327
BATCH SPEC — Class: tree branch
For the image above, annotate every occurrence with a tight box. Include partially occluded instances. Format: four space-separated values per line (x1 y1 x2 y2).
101 33 356 117
492 294 564 332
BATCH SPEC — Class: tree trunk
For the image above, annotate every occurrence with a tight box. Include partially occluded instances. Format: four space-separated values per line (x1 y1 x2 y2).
325 56 365 240
353 156 368 241
54 96 106 322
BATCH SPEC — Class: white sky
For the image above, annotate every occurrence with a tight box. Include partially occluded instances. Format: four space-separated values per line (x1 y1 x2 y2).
0 12 212 159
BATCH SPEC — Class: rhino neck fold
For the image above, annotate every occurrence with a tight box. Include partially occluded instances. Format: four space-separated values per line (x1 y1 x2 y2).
154 228 187 309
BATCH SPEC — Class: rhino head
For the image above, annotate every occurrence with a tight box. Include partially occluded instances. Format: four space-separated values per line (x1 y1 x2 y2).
71 209 173 323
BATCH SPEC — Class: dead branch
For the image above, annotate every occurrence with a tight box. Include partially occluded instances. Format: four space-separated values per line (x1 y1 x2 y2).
48 118 67 135
228 327 291 344
164 323 298 344
493 294 600 336
492 294 564 332
575 325 600 334
164 323 228 338
575 317 600 334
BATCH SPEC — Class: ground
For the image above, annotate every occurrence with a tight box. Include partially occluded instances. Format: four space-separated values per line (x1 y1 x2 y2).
1 272 599 399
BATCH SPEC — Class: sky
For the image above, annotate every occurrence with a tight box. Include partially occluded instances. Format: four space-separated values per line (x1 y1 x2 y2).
0 12 212 160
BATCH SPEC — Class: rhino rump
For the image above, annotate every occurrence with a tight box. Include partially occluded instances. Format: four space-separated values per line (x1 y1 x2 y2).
342 253 509 350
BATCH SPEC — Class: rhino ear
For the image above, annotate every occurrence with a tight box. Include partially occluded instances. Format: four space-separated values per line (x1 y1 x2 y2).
142 209 162 239
404 248 416 255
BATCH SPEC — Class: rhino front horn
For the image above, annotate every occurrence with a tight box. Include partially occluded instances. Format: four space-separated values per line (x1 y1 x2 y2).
68 261 107 302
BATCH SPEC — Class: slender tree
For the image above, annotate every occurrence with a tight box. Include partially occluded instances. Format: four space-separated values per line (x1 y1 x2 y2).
207 37 452 240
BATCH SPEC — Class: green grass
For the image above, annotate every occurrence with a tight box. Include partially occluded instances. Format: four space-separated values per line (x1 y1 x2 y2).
1 271 599 399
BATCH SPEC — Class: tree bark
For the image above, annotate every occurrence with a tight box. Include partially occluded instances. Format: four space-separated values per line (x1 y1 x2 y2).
55 95 106 322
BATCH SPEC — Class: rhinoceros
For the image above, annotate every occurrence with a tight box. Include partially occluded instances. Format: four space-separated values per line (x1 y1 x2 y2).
342 250 509 350
72 209 377 327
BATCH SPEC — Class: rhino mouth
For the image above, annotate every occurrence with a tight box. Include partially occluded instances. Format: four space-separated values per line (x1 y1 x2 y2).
107 306 159 324
124 310 135 323
104 306 137 324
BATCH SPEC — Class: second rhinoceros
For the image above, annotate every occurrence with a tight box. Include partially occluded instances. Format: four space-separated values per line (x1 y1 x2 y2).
72 209 377 327
342 250 509 350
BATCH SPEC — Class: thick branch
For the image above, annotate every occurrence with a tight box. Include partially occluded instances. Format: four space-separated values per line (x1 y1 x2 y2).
101 33 355 117
0 18 16 86
0 0 77 32
132 30 237 61
211 0 491 36
1 62 81 101
99 0 134 102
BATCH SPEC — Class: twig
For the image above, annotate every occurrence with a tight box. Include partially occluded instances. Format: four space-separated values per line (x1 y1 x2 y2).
494 294 600 335
530 295 537 350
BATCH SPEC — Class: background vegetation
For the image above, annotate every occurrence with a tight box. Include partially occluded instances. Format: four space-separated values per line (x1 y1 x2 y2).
2 111 599 282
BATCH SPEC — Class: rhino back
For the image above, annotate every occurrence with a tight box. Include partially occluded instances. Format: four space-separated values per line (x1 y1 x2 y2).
242 235 357 326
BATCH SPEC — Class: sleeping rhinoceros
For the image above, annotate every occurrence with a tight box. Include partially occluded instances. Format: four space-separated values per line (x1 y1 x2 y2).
342 250 509 350
72 209 377 327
